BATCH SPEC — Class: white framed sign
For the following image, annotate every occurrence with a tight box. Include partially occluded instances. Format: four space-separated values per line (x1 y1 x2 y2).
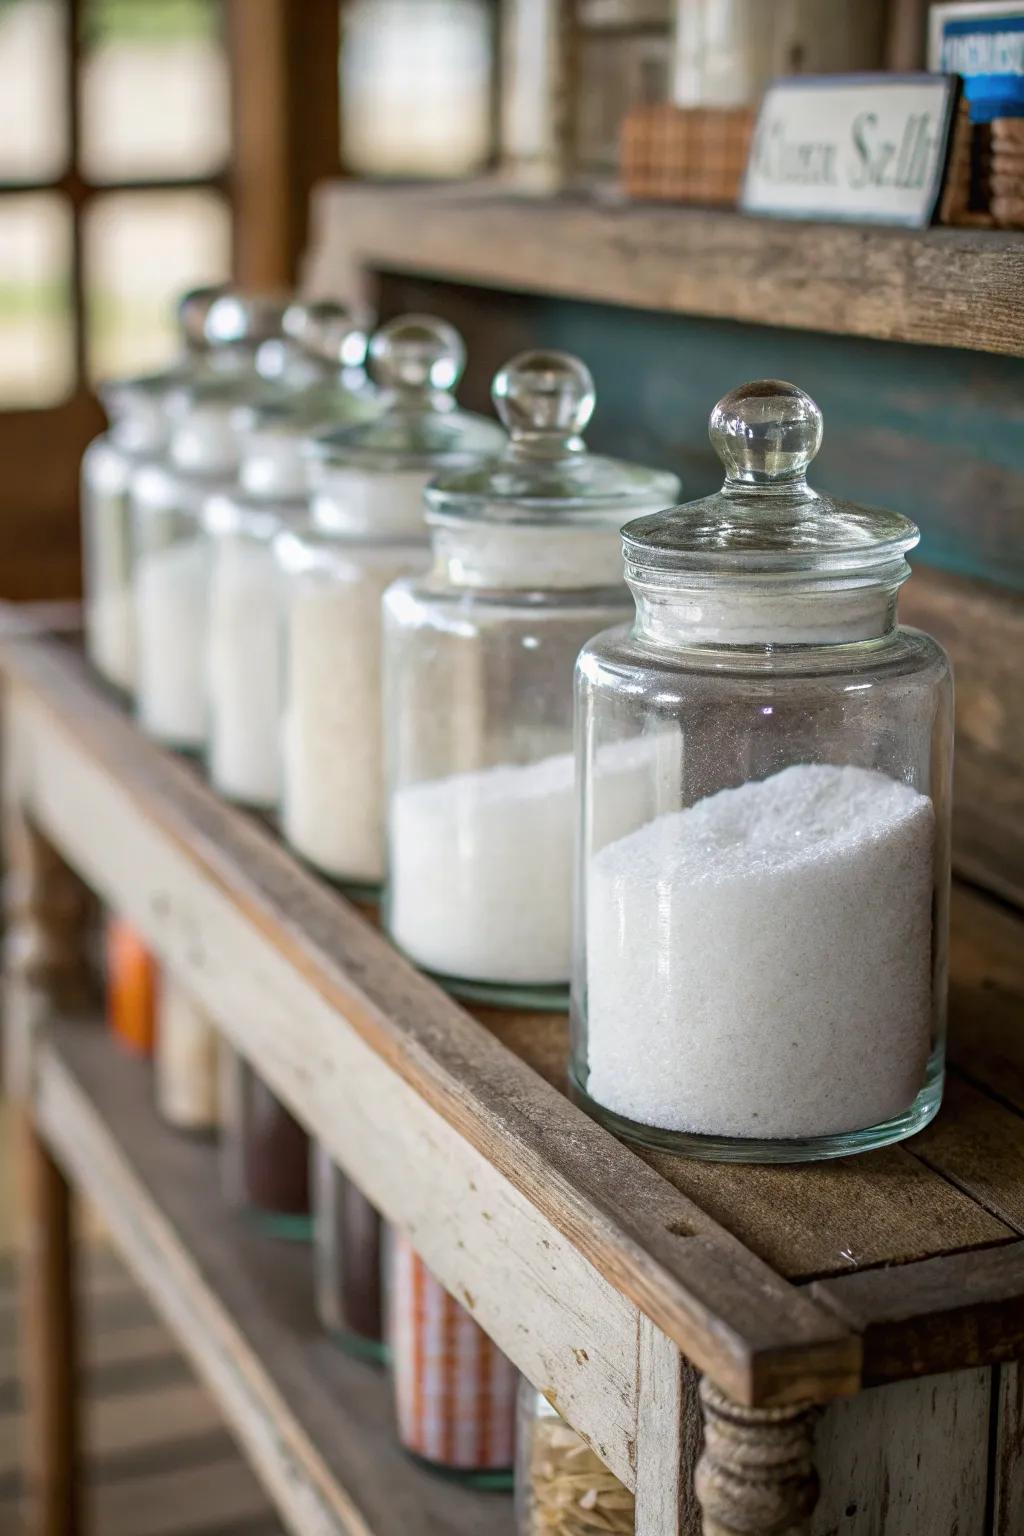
741 73 961 227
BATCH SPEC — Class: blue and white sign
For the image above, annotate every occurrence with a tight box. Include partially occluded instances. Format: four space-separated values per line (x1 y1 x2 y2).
741 73 960 228
929 2 1024 122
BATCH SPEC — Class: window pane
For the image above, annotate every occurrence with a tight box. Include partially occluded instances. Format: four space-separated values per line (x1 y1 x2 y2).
0 0 68 180
85 189 231 382
80 0 229 181
0 195 73 408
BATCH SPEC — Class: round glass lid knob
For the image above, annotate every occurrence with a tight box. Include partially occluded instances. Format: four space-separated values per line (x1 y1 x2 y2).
709 379 824 486
492 350 595 448
283 299 371 368
177 284 229 349
369 314 465 393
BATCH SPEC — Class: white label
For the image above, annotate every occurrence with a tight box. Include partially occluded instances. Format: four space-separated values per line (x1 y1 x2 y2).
741 73 959 227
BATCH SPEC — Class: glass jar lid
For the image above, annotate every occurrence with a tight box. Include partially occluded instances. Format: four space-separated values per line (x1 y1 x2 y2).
177 284 230 352
307 314 504 472
623 381 919 577
96 285 233 419
425 351 680 525
203 291 290 350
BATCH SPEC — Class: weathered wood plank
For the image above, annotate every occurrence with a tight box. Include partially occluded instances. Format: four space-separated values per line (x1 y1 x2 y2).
813 1370 991 1536
91 1458 282 1536
2 641 858 1412
642 1144 1010 1284
809 1243 1024 1385
307 181 1024 357
995 1362 1023 1536
15 1109 80 1536
910 1075 1024 1234
900 569 1024 907
948 885 1024 1114
34 1021 510 1536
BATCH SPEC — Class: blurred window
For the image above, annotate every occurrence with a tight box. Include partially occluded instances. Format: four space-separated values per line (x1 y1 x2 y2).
0 0 231 409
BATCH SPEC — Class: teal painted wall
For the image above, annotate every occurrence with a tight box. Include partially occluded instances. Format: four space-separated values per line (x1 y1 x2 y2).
376 273 1024 591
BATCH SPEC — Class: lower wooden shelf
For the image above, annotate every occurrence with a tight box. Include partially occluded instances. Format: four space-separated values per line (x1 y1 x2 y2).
34 1016 514 1536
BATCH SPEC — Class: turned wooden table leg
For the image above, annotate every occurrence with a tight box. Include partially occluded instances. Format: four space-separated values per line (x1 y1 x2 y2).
5 811 92 1536
695 1379 819 1536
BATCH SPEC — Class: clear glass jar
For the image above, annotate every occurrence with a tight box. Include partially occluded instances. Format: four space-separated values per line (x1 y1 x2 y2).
383 352 680 1008
81 285 226 695
204 305 376 807
572 381 953 1163
312 1144 386 1362
105 915 157 1056
388 1227 516 1485
515 1380 635 1536
131 295 288 751
155 974 220 1134
276 315 503 895
219 1046 312 1241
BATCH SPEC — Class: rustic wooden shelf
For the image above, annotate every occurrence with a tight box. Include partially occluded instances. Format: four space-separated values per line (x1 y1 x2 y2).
32 1016 510 1536
4 634 1023 1536
307 181 1024 357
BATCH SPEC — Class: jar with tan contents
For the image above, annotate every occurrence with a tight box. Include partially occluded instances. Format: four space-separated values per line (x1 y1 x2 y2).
515 1381 634 1535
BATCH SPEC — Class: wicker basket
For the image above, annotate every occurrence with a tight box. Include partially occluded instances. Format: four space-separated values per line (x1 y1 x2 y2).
941 100 1024 230
620 104 755 205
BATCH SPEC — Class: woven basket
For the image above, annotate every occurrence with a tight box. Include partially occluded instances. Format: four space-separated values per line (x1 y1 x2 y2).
621 104 755 206
941 99 1024 230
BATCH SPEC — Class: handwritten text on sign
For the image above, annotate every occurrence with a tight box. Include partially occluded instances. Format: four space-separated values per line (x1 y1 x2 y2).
741 74 959 227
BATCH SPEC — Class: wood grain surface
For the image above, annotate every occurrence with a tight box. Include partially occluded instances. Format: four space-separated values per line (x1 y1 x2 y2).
307 181 1024 358
34 1023 511 1536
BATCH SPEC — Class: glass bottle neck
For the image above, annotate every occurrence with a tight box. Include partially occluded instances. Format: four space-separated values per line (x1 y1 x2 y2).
630 573 904 649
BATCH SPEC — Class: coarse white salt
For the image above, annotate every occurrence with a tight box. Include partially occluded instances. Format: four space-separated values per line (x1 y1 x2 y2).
208 538 283 806
281 547 426 885
86 588 135 693
585 762 936 1141
389 736 679 986
135 539 209 749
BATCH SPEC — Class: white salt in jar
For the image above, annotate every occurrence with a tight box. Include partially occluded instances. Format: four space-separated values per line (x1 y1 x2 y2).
131 389 243 751
81 285 227 695
131 295 290 750
383 351 680 1007
572 380 954 1163
275 315 503 893
204 305 376 807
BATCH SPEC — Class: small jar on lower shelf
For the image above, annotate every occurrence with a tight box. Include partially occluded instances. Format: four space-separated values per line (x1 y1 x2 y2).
515 1380 635 1535
311 1144 386 1363
388 1228 516 1485
219 1046 312 1240
105 916 157 1055
154 975 219 1133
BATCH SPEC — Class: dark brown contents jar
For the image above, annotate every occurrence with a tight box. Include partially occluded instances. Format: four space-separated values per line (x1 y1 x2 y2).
220 1046 312 1240
312 1143 386 1362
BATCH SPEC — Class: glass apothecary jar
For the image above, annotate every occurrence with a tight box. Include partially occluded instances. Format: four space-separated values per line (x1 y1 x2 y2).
276 315 503 894
132 390 243 752
219 1047 312 1240
312 1145 386 1362
515 1381 635 1536
388 1228 516 1485
571 381 953 1163
204 305 375 808
155 975 220 1134
105 915 157 1056
383 352 680 1007
81 285 225 695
